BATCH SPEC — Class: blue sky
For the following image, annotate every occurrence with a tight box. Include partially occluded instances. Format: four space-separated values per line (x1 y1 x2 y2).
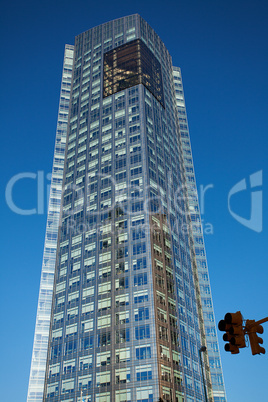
1 0 267 400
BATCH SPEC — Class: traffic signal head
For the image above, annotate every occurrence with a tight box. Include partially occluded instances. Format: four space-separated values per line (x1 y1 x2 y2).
246 320 266 355
218 311 246 353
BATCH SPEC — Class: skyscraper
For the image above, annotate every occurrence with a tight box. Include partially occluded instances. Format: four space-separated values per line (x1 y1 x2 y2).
27 15 226 402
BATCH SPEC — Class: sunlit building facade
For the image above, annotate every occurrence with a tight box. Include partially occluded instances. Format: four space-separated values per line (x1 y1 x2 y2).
28 14 226 402
27 44 74 402
173 67 226 402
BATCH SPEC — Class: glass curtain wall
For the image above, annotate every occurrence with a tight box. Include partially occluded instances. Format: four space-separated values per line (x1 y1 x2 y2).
27 45 74 402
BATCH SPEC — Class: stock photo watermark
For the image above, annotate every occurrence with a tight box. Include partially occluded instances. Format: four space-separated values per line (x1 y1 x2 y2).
228 170 263 233
5 170 263 233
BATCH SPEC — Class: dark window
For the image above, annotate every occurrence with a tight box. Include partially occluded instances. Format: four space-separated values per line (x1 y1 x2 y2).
98 331 111 347
116 328 130 343
82 336 93 350
51 344 61 358
65 340 77 354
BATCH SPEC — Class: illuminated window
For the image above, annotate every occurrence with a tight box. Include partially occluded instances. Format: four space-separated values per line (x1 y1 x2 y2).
103 39 164 107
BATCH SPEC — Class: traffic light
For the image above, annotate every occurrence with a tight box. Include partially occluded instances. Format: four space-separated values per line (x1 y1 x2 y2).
246 319 266 355
218 311 246 354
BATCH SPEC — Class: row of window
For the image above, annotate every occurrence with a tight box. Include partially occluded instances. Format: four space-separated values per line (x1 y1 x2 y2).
56 273 148 307
51 325 152 358
54 287 149 319
53 307 150 340
47 384 153 402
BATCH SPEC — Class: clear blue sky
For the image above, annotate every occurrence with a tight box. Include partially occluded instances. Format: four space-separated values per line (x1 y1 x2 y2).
1 1 267 400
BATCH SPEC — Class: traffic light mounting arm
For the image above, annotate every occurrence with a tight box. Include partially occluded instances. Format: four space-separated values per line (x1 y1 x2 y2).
245 317 268 330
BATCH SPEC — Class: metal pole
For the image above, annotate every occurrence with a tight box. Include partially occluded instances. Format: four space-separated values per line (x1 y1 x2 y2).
199 346 208 402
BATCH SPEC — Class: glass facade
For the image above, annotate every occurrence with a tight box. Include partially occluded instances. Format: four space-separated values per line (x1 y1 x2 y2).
103 39 164 107
28 14 226 402
172 67 226 402
27 45 74 402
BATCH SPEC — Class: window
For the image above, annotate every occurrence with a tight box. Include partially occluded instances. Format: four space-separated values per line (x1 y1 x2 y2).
96 371 111 387
115 294 129 307
133 257 147 270
159 326 169 341
116 246 128 259
97 315 111 329
98 282 111 294
135 325 150 340
115 277 129 290
116 311 130 324
65 324 77 336
115 389 131 402
62 379 74 394
134 290 149 304
160 345 170 361
136 386 153 402
82 302 94 314
116 328 130 343
134 273 147 286
81 336 93 350
135 307 149 321
115 367 130 383
80 355 93 370
116 347 130 363
96 351 111 366
96 392 110 402
99 266 111 279
132 229 146 240
161 365 171 382
49 363 60 377
51 344 61 358
65 340 77 354
132 201 143 212
98 331 111 347
46 383 59 397
116 261 128 274
98 297 111 311
103 39 164 107
133 242 146 255
136 345 151 360
136 365 152 381
78 374 92 390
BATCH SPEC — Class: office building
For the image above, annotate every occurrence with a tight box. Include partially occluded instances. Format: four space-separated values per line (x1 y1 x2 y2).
27 15 226 402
